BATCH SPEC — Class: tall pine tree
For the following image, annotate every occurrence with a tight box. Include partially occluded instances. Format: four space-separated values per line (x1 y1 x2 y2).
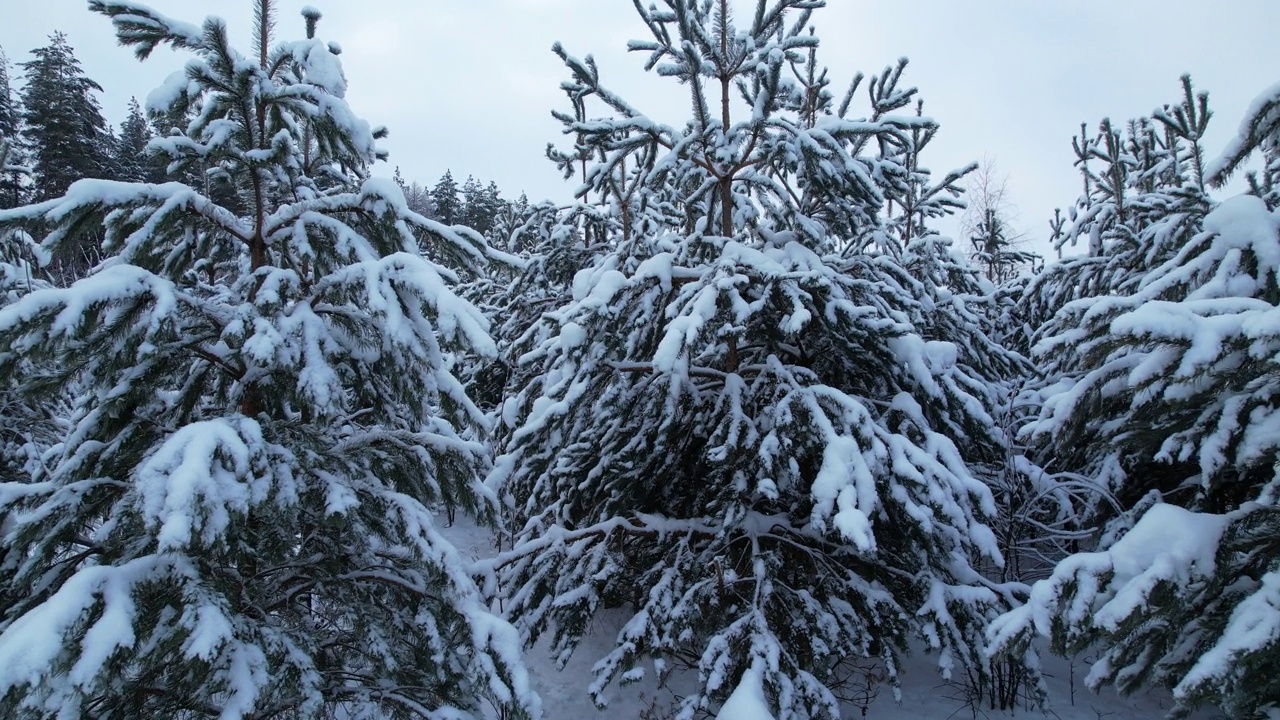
19 32 109 201
991 193 1280 720
477 180 505 237
486 2 1031 717
431 169 461 224
0 45 24 209
0 46 15 144
18 32 111 275
460 174 484 230
109 97 156 184
990 78 1280 720
0 3 537 717
1016 78 1217 529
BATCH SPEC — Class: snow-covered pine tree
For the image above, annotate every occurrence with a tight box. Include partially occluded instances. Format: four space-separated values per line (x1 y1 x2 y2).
955 159 1036 287
485 2 1027 717
1012 78 1217 524
989 80 1280 720
432 169 462 225
899 220 1051 587
19 32 110 203
506 193 532 242
0 135 25 212
460 198 612 415
479 181 506 240
18 31 114 276
0 130 49 479
967 208 1039 287
465 40 631 405
455 177 507 240
108 97 156 185
0 210 55 616
484 190 531 255
0 2 536 717
0 47 15 147
990 195 1280 720
0 46 25 210
881 105 1053 708
460 175 482 229
1019 78 1213 345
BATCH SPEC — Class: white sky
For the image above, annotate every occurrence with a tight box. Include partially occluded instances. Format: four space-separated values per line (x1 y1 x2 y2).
2 0 1276 254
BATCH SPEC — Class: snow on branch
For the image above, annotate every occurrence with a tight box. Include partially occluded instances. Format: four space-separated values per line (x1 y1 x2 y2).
89 0 208 59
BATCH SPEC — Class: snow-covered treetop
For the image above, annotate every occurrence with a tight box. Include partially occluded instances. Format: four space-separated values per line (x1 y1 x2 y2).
92 0 381 188
546 0 948 257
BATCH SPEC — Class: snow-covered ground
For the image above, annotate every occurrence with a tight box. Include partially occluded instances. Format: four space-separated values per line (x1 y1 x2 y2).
443 514 1222 720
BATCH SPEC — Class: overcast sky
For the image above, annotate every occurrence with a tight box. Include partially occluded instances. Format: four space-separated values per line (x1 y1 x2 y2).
2 0 1276 254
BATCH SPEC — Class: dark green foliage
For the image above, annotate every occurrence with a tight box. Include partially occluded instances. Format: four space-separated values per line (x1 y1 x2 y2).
488 2 1037 718
0 4 536 718
992 77 1280 720
17 32 111 275
1014 78 1221 534
0 46 24 210
19 32 110 201
108 97 158 184
431 169 460 224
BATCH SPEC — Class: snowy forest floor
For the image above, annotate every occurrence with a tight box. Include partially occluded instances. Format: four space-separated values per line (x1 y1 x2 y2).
440 513 1222 720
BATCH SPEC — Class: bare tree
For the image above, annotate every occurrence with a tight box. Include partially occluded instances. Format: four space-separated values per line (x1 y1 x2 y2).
962 155 1038 283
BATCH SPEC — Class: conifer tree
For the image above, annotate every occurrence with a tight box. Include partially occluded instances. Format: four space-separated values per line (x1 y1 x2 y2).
463 199 614 413
1021 78 1214 345
0 47 15 146
1017 78 1217 525
487 190 532 253
957 160 1038 287
0 46 24 209
460 174 484 230
18 32 112 275
990 191 1280 720
19 32 109 201
109 97 156 184
0 162 51 485
478 180 504 237
0 137 24 203
957 159 1035 286
0 3 536 717
486 2 1029 717
968 208 1038 285
512 191 530 224
0 240 54 618
431 169 461 224
990 78 1280 720
455 176 505 237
